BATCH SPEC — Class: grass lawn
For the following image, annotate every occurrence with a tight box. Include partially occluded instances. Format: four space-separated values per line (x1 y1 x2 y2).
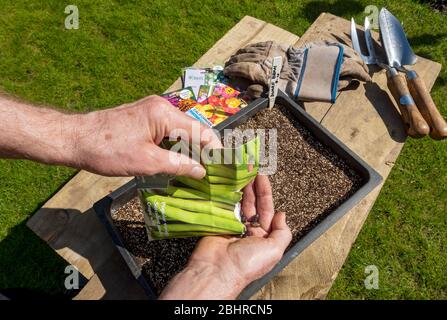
0 0 445 299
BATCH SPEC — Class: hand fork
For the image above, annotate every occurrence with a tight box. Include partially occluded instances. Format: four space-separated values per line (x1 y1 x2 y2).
350 17 429 138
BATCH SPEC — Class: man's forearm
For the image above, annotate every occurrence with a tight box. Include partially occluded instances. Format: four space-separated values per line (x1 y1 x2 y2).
0 95 80 166
0 94 216 178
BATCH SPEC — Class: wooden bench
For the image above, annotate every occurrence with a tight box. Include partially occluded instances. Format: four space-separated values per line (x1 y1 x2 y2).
27 13 441 300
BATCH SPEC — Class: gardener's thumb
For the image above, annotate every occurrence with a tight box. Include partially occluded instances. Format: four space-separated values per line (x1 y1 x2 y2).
268 212 292 252
156 147 206 180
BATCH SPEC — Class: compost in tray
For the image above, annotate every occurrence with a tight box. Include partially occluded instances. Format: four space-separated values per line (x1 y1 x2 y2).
110 103 362 294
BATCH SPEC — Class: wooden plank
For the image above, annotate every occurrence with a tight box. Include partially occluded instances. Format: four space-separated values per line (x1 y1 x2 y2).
27 172 132 279
27 171 130 279
252 13 441 300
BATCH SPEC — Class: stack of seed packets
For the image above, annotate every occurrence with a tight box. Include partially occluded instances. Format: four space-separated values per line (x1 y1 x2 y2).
161 67 249 127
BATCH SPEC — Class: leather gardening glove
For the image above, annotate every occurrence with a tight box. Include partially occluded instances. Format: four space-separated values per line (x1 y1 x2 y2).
223 41 290 99
224 41 371 102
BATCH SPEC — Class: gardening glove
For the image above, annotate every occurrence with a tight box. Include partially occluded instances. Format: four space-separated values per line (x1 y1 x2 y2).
224 41 371 102
284 41 371 102
223 41 290 98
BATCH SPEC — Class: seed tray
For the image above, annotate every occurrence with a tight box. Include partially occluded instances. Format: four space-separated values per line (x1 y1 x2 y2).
94 90 382 299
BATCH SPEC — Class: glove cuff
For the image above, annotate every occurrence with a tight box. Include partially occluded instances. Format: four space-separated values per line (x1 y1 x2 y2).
288 44 344 103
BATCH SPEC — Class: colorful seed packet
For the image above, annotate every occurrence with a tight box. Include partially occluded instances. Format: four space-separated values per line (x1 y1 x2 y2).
183 68 207 97
183 66 230 97
196 85 211 103
161 81 247 127
204 66 229 86
186 83 248 127
160 87 197 112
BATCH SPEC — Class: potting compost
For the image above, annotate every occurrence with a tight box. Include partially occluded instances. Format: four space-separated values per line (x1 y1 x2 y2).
233 105 362 242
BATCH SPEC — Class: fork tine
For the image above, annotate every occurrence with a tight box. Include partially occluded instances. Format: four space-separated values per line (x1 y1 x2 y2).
350 17 373 64
350 18 363 55
364 17 377 61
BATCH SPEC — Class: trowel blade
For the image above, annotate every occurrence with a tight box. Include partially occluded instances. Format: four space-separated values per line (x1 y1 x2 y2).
379 8 417 67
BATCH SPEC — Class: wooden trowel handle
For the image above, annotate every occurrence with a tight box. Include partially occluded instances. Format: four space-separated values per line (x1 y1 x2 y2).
407 70 447 140
386 68 429 138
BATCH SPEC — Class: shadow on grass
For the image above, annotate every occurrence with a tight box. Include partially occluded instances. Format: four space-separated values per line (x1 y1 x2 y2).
302 0 364 22
407 33 447 61
408 33 447 48
432 74 446 91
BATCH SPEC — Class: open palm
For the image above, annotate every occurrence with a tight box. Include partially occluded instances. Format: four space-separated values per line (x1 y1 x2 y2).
160 175 291 299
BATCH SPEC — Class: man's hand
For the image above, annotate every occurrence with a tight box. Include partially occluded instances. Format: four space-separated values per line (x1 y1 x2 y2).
0 94 221 179
159 175 292 300
71 95 221 178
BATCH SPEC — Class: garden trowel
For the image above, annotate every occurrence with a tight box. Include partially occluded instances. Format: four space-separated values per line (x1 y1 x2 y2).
351 16 428 138
379 8 447 140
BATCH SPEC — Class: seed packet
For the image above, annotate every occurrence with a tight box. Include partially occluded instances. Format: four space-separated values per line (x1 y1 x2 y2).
161 87 197 112
183 66 230 96
136 137 260 240
183 68 207 97
204 66 229 86
185 107 214 127
196 85 210 103
186 83 248 126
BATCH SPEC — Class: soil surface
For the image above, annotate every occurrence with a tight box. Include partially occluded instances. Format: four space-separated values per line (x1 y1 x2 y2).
233 105 362 242
112 198 198 296
111 104 362 296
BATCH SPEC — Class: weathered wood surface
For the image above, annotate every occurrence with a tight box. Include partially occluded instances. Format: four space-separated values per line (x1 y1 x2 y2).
26 14 442 300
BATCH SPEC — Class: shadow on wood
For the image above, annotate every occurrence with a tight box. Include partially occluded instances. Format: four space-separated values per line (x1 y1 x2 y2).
27 207 147 300
0 220 76 300
363 82 407 143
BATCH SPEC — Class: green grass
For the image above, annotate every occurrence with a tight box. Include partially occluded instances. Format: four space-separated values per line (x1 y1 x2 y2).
0 0 445 299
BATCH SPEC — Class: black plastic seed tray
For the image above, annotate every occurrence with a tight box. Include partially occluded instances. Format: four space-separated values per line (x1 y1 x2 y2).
94 90 382 299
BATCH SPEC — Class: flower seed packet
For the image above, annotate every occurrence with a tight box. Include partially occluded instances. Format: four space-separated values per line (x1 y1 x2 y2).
183 66 230 96
183 68 207 97
186 83 248 127
185 107 213 127
196 85 211 103
204 66 228 86
160 87 197 112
